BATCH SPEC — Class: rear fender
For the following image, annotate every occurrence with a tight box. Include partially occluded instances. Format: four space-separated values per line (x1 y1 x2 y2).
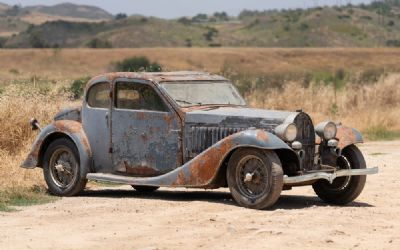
21 121 92 176
126 129 298 188
336 125 363 150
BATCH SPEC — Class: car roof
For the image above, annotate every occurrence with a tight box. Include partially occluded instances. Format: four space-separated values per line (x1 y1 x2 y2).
88 71 228 86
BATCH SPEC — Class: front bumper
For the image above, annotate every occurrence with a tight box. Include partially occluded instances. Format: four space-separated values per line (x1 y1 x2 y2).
283 167 379 185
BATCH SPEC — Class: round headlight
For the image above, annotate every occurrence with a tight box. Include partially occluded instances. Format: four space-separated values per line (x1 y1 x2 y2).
274 123 298 142
316 121 337 140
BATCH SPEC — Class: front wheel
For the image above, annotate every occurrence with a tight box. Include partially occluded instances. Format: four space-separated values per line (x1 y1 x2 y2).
227 149 283 210
43 138 87 196
313 145 366 205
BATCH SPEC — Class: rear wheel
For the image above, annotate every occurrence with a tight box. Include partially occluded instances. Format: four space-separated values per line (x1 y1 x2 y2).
313 145 366 205
132 185 160 193
227 149 283 210
43 138 87 196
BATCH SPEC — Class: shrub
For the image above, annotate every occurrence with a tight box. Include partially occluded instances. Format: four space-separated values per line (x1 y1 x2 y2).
178 17 192 25
386 39 400 47
115 13 128 20
114 56 162 72
299 23 309 31
86 38 112 48
69 76 91 99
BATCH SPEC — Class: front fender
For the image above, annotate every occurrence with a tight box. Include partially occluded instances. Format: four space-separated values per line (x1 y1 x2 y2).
21 121 92 175
336 125 363 149
125 129 297 188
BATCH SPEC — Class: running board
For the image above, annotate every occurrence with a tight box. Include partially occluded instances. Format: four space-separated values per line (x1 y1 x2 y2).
87 173 160 186
87 167 379 187
283 167 379 185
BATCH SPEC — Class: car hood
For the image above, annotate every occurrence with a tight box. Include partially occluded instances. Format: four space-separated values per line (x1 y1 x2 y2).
184 106 298 129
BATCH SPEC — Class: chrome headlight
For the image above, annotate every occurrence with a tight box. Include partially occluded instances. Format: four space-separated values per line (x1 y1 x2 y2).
316 121 337 140
274 123 298 142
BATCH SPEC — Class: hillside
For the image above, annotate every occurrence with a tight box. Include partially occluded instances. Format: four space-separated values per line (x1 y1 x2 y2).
0 2 112 38
2 1 400 48
22 3 113 20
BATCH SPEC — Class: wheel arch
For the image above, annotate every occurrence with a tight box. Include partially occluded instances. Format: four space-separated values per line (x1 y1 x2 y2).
337 125 364 150
38 132 75 167
210 146 298 188
21 121 93 176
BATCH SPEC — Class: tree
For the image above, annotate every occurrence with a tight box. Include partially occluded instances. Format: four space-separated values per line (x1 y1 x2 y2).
29 32 47 48
192 13 208 22
114 56 162 72
86 38 112 48
115 13 128 20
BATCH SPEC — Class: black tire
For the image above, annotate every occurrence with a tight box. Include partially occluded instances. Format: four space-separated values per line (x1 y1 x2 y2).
132 186 160 193
227 148 283 210
313 145 366 205
43 138 87 196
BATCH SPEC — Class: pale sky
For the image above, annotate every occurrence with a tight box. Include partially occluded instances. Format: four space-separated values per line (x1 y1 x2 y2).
1 0 373 18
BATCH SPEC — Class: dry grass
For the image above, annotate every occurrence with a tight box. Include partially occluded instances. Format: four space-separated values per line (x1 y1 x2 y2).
0 48 399 194
1 48 400 80
0 81 72 189
248 73 400 132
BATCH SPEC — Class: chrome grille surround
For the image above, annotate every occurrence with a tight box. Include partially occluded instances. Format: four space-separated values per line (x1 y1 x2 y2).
293 113 316 171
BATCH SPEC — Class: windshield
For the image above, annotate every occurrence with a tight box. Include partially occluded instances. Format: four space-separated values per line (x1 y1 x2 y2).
160 82 246 107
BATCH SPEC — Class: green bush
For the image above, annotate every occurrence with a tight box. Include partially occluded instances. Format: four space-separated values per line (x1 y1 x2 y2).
69 76 91 99
114 56 162 72
86 38 112 48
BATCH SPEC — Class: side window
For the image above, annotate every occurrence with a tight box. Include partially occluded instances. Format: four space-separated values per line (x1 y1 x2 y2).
87 83 110 109
115 82 168 112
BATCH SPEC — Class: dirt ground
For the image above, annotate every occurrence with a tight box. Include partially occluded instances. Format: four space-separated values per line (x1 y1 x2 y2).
0 141 399 250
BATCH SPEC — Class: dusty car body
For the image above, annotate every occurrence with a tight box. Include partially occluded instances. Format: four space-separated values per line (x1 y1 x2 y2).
22 71 378 209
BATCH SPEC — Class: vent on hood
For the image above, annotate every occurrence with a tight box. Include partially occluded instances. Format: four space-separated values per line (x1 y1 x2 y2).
186 126 247 158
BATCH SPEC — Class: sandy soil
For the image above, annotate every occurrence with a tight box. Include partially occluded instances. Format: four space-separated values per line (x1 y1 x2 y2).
0 141 399 250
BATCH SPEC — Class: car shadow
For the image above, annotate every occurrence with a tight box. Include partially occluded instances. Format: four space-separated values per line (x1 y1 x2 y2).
79 188 374 210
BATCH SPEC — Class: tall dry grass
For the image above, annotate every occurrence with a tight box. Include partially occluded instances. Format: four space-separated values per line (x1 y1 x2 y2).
248 73 400 132
0 81 73 189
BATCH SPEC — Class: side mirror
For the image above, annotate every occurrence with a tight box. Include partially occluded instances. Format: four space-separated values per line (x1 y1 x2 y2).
30 118 41 131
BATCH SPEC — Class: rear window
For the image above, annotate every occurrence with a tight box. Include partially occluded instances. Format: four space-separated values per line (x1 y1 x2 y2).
87 83 110 109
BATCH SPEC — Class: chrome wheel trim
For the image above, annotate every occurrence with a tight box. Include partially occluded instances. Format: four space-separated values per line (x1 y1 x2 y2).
49 147 78 189
236 155 269 199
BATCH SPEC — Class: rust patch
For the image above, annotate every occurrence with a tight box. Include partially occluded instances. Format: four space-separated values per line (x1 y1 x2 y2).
126 166 161 176
54 120 82 134
256 130 269 142
336 126 357 149
174 170 186 186
163 114 174 130
136 112 147 120
172 136 234 187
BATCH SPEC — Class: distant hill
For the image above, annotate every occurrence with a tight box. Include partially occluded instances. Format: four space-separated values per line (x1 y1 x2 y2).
0 2 112 38
0 2 9 10
22 3 113 20
2 1 400 48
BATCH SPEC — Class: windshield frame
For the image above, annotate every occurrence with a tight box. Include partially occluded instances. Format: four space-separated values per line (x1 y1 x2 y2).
159 81 247 108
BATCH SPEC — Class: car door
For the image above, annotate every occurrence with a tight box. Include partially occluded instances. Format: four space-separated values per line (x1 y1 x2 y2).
82 80 113 173
111 79 182 176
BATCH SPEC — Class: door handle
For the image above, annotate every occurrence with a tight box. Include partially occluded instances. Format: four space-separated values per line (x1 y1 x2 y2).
105 112 109 123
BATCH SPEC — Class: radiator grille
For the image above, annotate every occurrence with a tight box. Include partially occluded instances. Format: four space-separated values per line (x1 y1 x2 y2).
293 113 316 171
186 126 246 157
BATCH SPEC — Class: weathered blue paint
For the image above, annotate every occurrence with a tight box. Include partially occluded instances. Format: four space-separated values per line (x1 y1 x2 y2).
87 129 297 188
21 121 92 179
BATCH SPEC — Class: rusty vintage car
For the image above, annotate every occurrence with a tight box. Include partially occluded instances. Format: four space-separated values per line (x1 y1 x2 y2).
22 72 378 209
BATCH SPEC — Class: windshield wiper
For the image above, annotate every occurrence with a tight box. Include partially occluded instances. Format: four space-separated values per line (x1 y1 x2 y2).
175 99 203 106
